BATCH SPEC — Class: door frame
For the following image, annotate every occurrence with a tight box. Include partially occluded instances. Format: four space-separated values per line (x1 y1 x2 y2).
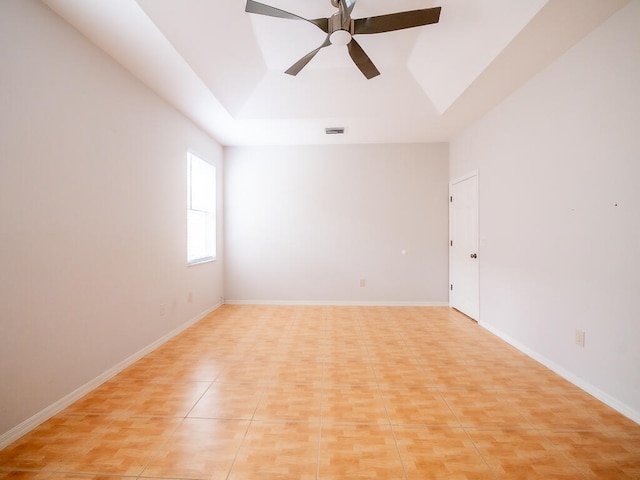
449 170 479 320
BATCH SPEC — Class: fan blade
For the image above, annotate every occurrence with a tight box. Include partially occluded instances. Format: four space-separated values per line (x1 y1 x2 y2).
285 36 332 76
354 7 441 35
347 38 380 79
246 0 329 33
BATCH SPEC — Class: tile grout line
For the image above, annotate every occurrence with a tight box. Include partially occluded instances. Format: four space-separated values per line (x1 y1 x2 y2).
51 409 121 477
398 310 495 479
536 428 592 479
223 331 268 480
315 308 328 480
358 310 410 480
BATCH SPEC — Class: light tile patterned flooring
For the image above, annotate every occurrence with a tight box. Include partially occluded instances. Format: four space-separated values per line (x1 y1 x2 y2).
1 305 639 479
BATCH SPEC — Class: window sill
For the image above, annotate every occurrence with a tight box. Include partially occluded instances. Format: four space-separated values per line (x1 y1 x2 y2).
188 257 216 267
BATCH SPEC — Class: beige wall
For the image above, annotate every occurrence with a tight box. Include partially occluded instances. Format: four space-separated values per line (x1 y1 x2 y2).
0 0 224 437
450 0 640 421
224 144 449 304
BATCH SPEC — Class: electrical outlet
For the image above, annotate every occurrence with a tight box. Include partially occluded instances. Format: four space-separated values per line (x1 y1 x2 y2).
188 292 193 303
159 303 166 316
360 279 366 287
575 329 585 348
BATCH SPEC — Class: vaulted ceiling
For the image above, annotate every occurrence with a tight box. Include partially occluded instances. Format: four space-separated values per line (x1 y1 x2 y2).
42 0 628 145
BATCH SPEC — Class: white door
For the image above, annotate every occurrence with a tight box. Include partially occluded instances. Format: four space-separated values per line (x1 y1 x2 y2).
450 174 479 320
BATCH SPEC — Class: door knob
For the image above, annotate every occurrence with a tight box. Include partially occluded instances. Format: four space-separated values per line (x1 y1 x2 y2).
470 253 478 259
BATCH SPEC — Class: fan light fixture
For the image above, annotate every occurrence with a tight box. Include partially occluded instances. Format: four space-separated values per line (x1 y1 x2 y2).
330 29 352 45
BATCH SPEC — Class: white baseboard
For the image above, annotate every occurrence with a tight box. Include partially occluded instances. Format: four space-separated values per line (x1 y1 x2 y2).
480 321 640 425
0 303 222 450
225 300 450 307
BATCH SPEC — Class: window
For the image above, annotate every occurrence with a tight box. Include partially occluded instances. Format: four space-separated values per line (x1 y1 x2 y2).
187 153 216 264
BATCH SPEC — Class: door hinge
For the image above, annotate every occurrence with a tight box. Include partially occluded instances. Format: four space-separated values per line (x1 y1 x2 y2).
450 240 453 246
450 284 453 291
450 196 453 203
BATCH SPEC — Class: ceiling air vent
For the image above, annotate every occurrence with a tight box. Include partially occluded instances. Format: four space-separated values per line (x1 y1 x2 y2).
325 127 345 135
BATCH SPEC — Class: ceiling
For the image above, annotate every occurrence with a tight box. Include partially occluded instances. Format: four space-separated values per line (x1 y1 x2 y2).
42 0 628 146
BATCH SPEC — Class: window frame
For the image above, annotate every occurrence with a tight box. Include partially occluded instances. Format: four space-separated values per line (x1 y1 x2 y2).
187 152 216 266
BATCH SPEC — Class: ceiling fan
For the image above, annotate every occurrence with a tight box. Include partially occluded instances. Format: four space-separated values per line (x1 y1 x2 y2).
245 0 441 79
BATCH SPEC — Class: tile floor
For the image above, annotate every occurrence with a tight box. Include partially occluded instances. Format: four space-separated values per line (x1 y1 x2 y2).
1 305 639 479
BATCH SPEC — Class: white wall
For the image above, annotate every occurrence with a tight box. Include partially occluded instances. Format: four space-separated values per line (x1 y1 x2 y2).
450 0 640 420
0 0 224 438
224 144 449 304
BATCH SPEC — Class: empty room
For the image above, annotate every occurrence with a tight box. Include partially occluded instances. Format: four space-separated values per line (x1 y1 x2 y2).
1 0 639 478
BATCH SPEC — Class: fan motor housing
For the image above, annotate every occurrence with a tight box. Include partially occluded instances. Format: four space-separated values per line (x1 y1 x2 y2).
329 11 354 35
